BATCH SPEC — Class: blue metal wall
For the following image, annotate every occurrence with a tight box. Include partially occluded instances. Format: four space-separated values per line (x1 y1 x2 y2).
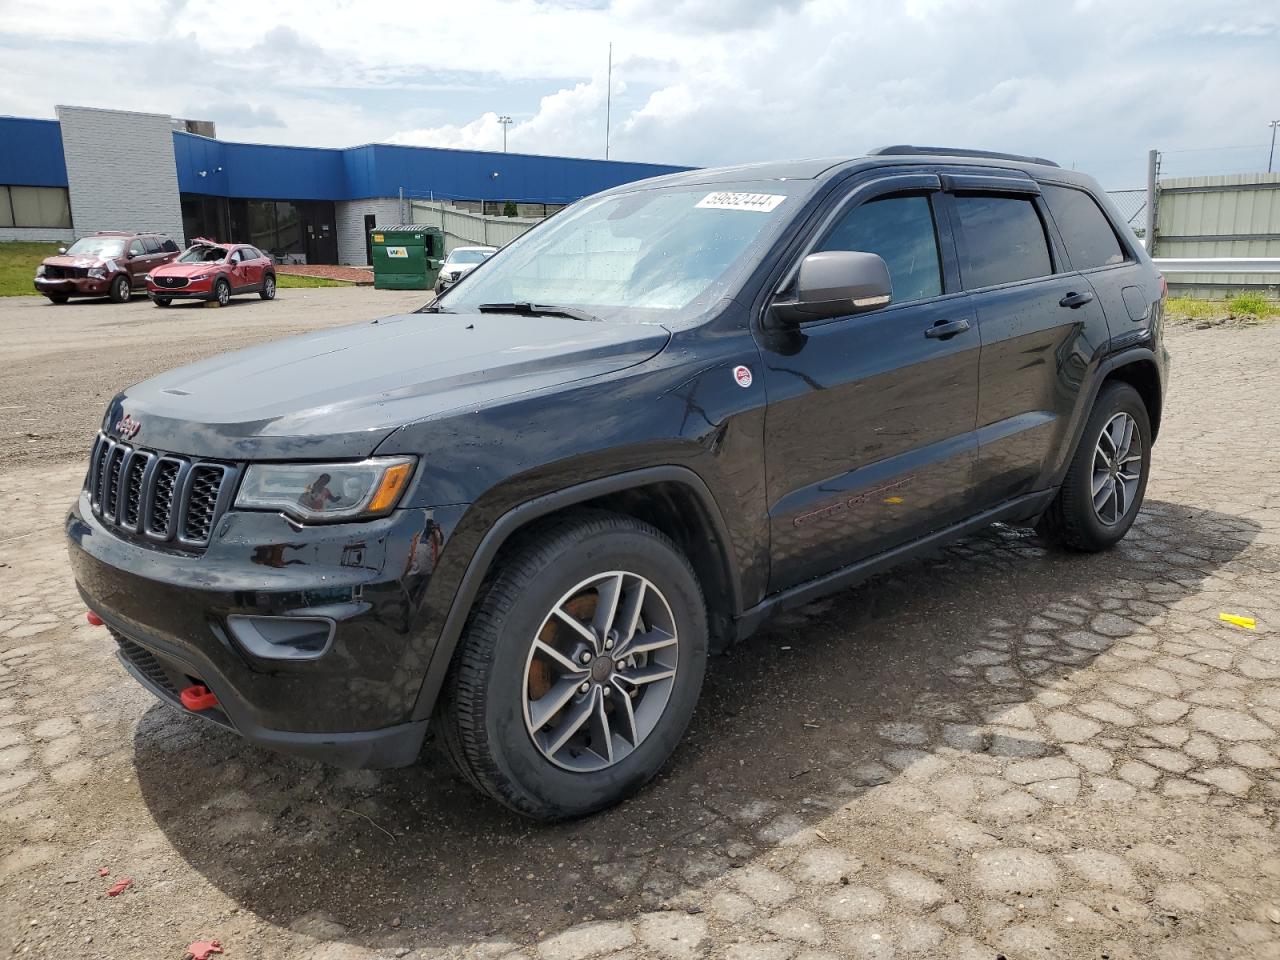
173 131 688 203
0 117 68 187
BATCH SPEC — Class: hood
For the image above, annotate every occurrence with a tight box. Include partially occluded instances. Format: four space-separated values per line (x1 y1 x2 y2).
444 261 481 275
43 254 107 270
105 313 670 460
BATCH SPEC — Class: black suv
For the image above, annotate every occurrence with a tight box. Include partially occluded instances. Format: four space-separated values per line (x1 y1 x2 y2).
67 147 1167 820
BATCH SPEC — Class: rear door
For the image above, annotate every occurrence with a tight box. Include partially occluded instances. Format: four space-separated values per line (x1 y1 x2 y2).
945 177 1111 505
758 174 983 592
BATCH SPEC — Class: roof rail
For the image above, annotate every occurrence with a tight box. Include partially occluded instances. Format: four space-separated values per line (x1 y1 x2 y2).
868 145 1060 168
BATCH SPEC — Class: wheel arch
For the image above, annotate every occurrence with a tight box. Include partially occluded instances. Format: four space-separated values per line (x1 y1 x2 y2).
410 466 741 723
1102 356 1162 440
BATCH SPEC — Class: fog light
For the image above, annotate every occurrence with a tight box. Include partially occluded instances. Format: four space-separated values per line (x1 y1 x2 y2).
226 615 335 660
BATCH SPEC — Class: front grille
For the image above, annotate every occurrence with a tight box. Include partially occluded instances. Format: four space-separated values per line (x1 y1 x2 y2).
154 275 189 289
45 265 89 279
85 434 237 550
115 636 178 697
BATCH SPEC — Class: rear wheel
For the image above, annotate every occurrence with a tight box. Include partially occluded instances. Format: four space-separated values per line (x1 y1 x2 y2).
1038 381 1150 551
259 274 276 300
213 279 231 307
108 275 130 303
45 294 68 304
439 510 708 820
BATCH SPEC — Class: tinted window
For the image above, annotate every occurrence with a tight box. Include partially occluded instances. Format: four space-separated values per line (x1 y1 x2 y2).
142 237 162 254
1042 185 1126 270
818 194 942 303
161 239 179 253
953 195 1052 288
127 239 144 256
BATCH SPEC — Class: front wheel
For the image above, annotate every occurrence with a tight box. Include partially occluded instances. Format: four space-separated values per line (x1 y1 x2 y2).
108 275 130 303
1038 381 1151 551
439 510 708 820
213 279 231 307
259 274 276 300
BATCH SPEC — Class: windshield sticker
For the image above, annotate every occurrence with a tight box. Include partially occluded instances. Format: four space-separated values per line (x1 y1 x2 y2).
696 192 786 213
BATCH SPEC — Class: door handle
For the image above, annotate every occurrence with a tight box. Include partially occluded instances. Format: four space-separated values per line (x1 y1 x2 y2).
1059 291 1094 309
924 318 972 340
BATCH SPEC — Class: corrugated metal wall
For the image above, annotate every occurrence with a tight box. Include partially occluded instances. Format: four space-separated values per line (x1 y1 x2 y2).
410 200 541 253
1155 173 1280 296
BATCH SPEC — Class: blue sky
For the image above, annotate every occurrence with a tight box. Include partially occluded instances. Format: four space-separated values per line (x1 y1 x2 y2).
1 0 1277 188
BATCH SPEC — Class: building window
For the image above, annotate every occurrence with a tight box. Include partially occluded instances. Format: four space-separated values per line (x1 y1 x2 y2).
0 185 72 229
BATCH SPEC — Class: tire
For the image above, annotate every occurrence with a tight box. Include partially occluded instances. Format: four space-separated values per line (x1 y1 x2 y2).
439 509 708 821
259 274 276 300
108 275 130 303
45 294 68 304
153 296 172 308
1037 381 1151 552
213 279 231 307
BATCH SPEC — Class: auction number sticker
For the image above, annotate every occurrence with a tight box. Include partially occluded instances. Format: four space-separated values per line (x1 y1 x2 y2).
696 192 786 213
386 246 409 259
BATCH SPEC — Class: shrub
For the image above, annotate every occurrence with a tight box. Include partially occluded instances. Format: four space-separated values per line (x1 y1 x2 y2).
1226 292 1277 317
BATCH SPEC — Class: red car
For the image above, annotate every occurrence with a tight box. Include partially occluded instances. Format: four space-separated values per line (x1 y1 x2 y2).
146 239 277 308
35 231 180 304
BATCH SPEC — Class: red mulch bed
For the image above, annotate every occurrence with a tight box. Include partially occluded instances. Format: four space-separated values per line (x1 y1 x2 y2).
275 264 374 285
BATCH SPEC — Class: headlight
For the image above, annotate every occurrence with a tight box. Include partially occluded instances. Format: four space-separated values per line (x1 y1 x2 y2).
144 273 153 283
190 273 209 281
234 457 416 522
88 267 107 279
35 265 45 277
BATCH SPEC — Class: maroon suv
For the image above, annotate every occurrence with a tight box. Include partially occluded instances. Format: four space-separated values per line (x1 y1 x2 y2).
35 232 181 304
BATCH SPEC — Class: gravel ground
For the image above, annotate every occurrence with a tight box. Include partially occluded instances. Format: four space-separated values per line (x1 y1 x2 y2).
1 299 1279 960
0 287 426 469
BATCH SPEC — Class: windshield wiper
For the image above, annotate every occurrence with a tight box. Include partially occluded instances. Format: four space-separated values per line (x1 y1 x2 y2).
415 303 455 313
475 301 601 322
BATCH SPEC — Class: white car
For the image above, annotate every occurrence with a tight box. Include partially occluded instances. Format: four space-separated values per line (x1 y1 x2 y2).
434 245 497 293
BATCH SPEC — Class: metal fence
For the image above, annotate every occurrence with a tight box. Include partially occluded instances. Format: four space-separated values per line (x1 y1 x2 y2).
408 200 541 254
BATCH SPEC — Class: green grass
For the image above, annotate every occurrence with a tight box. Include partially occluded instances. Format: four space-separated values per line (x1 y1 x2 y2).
1165 296 1219 320
0 241 62 296
276 274 354 289
1225 292 1278 318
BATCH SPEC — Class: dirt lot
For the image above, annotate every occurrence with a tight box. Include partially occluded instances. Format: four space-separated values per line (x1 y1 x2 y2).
2 294 1279 960
0 288 427 468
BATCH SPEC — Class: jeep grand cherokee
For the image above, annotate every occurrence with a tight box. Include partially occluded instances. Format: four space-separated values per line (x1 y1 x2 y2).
67 146 1168 820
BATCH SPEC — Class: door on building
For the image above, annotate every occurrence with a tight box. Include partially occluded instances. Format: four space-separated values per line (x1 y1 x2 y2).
304 217 338 264
364 214 377 266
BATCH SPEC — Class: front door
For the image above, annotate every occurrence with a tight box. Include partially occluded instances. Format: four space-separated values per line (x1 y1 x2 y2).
758 181 982 593
125 237 149 288
364 214 377 266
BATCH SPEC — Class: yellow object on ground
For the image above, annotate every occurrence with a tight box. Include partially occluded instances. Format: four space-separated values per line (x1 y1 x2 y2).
1219 613 1257 630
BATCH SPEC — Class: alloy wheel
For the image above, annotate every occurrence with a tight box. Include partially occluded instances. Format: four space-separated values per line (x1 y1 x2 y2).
217 282 230 307
264 277 276 299
522 571 679 772
1091 411 1142 525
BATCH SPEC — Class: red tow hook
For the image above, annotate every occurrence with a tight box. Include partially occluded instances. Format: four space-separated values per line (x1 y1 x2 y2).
86 611 104 626
180 685 219 711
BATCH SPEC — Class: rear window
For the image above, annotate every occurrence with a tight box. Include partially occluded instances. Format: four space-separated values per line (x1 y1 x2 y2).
142 237 162 254
953 194 1052 289
161 239 179 253
1042 184 1126 270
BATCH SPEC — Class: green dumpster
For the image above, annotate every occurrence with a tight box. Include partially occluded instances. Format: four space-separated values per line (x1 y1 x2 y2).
370 225 444 290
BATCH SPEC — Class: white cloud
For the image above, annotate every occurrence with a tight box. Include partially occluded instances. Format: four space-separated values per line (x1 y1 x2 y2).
1 0 1277 186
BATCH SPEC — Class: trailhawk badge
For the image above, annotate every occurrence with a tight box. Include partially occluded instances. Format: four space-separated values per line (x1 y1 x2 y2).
114 414 142 440
733 365 753 389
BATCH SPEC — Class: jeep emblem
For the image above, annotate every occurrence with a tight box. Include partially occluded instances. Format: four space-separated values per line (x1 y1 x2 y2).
114 414 142 440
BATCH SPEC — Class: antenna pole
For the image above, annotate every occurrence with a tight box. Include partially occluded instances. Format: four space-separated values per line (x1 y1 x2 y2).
605 42 612 160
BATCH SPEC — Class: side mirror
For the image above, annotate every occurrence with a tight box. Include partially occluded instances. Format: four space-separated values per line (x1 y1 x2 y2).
57 247 67 254
772 251 892 325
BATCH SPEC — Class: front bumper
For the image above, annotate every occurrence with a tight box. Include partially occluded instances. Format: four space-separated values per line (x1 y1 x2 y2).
35 276 112 297
148 279 214 300
67 492 465 767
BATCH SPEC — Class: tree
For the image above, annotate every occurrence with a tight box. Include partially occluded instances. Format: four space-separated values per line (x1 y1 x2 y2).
503 200 518 218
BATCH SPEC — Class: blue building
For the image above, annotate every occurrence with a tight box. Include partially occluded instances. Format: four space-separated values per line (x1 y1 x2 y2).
0 105 690 265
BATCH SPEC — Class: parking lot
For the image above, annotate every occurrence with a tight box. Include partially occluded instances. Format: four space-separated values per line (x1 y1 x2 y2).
2 291 1279 959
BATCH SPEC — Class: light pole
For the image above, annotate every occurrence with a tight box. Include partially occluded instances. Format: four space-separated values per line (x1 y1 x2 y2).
498 115 513 153
1269 120 1280 174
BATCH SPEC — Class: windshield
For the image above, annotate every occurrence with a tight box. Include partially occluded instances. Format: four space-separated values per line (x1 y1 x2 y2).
448 249 493 265
65 237 125 258
437 181 807 322
178 245 229 264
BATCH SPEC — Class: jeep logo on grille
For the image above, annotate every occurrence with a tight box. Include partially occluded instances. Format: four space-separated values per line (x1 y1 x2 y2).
114 414 142 440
